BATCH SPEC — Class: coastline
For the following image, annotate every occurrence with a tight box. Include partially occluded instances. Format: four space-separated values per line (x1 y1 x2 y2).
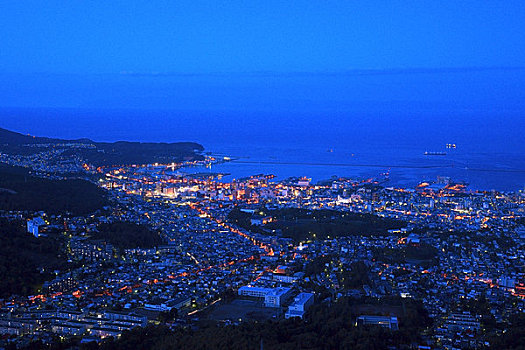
179 146 525 191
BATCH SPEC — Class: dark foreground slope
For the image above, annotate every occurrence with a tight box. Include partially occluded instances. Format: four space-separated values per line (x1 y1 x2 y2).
20 297 432 350
0 164 107 215
0 219 66 298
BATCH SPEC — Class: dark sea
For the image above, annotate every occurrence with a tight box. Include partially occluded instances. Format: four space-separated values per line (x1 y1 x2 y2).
1 69 524 190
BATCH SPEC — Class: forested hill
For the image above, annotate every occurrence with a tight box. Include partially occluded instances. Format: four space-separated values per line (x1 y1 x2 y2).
228 207 406 243
0 164 107 215
0 127 71 145
0 127 204 166
0 219 66 298
67 141 205 166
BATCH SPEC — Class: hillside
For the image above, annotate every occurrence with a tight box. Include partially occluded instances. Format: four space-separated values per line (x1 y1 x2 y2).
0 127 69 145
0 127 204 166
0 219 66 298
0 164 107 215
63 141 204 166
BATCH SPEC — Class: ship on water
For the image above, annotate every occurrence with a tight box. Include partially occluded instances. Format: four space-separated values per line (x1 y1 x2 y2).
424 151 447 156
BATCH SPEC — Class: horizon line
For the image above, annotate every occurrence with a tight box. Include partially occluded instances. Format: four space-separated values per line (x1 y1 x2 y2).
1 66 525 78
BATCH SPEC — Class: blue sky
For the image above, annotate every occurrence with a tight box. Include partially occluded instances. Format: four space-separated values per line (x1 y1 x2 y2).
1 1 525 74
1 1 525 113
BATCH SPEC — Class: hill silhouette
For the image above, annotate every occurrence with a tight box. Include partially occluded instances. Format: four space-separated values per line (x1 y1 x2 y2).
0 126 204 166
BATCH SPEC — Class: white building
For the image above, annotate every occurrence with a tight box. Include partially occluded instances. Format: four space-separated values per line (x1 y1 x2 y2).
356 315 399 330
285 293 314 319
498 277 515 290
264 287 292 308
27 217 46 238
238 286 292 308
238 286 272 298
272 274 296 284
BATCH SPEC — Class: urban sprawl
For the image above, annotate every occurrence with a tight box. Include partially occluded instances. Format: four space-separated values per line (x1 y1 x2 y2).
1 146 524 349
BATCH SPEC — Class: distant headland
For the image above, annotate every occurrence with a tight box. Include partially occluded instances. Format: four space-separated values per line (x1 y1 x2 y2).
0 127 204 167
